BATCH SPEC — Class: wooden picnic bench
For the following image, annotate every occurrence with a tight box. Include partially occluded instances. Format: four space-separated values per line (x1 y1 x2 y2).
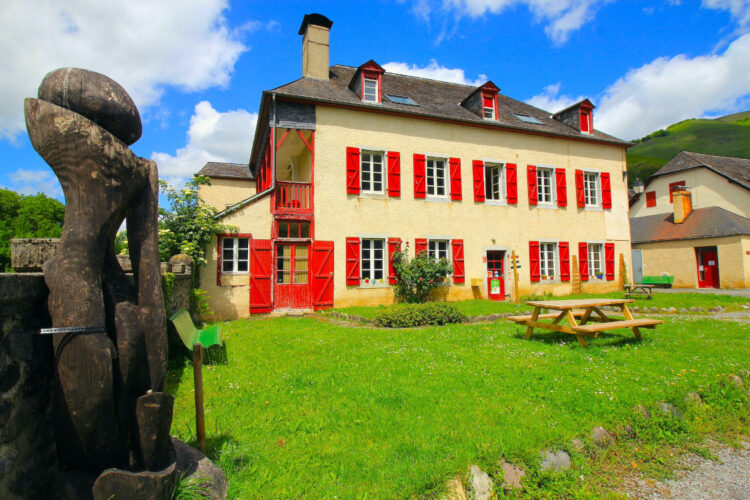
624 284 656 299
507 298 662 347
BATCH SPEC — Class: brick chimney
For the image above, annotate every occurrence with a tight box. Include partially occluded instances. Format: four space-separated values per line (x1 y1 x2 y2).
673 188 692 224
299 13 333 81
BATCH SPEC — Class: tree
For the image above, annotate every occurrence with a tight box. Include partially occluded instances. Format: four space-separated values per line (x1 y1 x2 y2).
391 244 453 303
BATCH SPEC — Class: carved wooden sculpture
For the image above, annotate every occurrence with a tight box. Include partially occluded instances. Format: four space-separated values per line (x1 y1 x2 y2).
24 68 175 498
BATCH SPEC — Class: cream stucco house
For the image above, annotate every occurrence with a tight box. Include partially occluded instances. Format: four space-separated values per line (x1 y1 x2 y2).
629 151 750 288
197 13 633 319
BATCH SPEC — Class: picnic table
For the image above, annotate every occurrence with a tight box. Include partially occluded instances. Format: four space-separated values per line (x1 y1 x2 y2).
507 298 662 347
624 284 656 299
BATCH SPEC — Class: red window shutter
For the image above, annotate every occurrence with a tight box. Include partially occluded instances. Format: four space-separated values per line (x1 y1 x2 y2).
559 242 570 282
345 237 360 285
346 147 360 194
449 157 462 201
506 163 517 203
578 242 589 282
451 239 465 283
646 191 656 207
483 95 494 108
413 154 426 199
311 240 334 310
388 237 402 285
216 236 223 287
601 172 612 209
580 109 590 133
668 181 685 202
529 241 540 282
387 151 401 197
250 239 272 314
527 165 538 205
472 160 485 202
415 238 427 256
555 168 567 207
575 169 585 207
605 243 615 281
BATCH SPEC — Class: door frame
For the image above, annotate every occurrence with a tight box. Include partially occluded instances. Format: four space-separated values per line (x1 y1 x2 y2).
274 241 312 309
482 246 511 300
695 246 720 288
632 249 643 284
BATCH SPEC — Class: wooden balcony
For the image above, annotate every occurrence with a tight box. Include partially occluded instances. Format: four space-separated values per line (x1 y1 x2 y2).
275 181 312 212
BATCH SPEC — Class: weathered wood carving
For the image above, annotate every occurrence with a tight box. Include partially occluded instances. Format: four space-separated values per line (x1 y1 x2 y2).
24 68 175 498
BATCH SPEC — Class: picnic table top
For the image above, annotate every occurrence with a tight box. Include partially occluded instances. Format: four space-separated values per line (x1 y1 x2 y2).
626 284 656 289
525 298 635 310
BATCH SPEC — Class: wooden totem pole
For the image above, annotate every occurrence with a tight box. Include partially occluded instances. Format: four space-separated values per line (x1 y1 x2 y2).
25 68 175 498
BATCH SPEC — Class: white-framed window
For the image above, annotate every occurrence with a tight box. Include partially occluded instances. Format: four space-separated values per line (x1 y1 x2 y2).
426 157 447 197
539 242 557 280
222 237 249 273
584 171 600 207
483 94 495 120
361 238 385 282
485 163 505 202
537 167 554 204
361 150 385 193
363 78 378 102
588 243 604 279
428 239 450 262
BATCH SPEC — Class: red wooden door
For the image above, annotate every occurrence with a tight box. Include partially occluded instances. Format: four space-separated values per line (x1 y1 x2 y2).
696 247 719 288
276 244 311 309
486 251 505 301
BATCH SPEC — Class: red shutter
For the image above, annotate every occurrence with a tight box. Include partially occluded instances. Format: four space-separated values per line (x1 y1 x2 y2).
451 239 465 283
601 172 612 209
556 168 567 207
668 181 686 203
575 169 585 207
559 242 570 282
250 239 272 314
527 165 537 205
529 241 540 282
413 154 426 199
345 237 360 286
311 240 334 310
415 238 428 256
605 243 615 281
449 157 462 201
387 151 401 197
472 160 485 202
578 242 589 282
506 163 517 203
346 147 360 194
388 237 401 285
216 236 223 286
646 191 656 207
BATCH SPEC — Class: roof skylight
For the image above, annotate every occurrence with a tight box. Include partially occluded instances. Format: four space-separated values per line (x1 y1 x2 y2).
385 94 418 106
513 113 544 125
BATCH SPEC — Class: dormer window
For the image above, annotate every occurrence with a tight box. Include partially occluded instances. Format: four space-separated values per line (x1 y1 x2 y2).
363 77 378 102
460 81 500 120
551 99 596 134
483 94 496 119
351 60 385 104
580 107 593 134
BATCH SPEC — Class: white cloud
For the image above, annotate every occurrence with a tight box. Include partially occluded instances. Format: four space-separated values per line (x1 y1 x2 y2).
0 0 248 140
383 59 488 86
7 169 63 198
151 101 257 185
702 0 750 30
526 83 583 113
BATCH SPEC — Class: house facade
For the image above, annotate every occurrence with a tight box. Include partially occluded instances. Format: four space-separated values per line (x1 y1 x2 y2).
629 151 750 288
197 14 633 319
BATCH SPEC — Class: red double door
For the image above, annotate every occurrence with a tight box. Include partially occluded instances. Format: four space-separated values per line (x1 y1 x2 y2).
695 247 719 288
276 243 310 309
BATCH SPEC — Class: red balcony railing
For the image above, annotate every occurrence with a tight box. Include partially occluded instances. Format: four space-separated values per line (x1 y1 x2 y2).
275 181 312 211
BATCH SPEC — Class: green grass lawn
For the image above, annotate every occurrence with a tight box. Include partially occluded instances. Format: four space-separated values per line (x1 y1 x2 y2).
167 314 749 498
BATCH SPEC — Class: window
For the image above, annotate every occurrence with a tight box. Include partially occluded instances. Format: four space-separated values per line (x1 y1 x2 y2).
426 158 447 197
222 237 249 273
539 242 557 280
513 113 544 125
278 221 310 239
646 191 656 207
483 94 495 119
385 94 418 106
580 108 592 133
428 240 450 261
361 239 385 282
363 78 378 102
361 151 385 193
485 163 505 201
584 172 600 207
536 167 554 204
588 243 604 279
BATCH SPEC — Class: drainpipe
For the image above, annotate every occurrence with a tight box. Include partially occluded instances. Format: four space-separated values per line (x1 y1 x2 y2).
269 93 276 307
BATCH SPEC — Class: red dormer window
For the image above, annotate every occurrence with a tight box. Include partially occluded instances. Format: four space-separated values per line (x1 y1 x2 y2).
363 75 379 102
580 107 593 134
482 93 496 119
356 60 385 103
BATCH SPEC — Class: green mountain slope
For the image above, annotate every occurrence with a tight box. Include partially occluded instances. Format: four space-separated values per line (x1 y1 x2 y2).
626 112 750 186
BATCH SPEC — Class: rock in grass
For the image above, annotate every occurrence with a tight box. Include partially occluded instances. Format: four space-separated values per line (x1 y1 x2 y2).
656 402 683 418
618 424 636 439
468 465 493 500
729 374 744 386
678 308 688 313
739 368 750 379
685 392 702 404
634 404 651 419
444 477 468 500
570 438 585 453
540 450 570 472
592 427 614 449
500 461 525 491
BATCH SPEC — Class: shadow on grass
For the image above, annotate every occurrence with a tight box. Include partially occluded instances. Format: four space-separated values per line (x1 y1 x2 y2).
509 329 649 348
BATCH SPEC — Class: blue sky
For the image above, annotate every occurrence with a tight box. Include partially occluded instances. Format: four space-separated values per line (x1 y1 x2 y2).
3 0 750 201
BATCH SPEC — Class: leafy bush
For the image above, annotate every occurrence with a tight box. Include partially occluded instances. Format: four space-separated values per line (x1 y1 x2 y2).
391 243 453 303
373 302 466 328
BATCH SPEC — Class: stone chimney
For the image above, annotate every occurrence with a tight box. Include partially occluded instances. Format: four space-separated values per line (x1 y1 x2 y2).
673 188 692 224
299 13 333 81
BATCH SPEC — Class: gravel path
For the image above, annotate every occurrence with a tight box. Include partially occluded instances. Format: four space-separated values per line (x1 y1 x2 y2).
623 441 750 499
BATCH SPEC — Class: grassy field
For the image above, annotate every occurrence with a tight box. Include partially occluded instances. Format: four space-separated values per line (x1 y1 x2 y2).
167 311 749 498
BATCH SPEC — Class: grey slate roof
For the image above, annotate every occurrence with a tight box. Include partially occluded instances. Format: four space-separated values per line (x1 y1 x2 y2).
631 206 750 244
196 162 254 180
269 65 629 146
651 151 750 190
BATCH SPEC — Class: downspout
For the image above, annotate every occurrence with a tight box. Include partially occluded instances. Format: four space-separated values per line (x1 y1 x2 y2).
269 93 276 308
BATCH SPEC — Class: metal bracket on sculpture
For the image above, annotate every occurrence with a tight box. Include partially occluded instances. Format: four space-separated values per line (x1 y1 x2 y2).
38 326 107 335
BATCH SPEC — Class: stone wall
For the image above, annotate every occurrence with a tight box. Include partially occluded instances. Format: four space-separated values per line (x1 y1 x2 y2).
0 274 56 499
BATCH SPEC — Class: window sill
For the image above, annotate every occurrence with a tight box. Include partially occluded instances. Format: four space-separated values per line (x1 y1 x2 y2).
221 271 249 276
533 203 558 210
359 192 387 199
584 205 603 212
484 199 507 207
425 196 451 203
358 281 389 289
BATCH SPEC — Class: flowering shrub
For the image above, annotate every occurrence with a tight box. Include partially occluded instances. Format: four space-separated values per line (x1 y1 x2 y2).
391 243 453 303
